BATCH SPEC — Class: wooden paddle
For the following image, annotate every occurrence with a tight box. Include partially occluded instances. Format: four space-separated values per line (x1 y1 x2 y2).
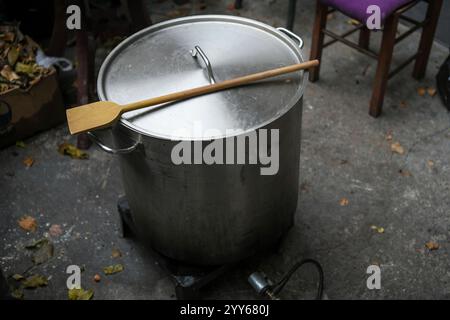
67 59 319 135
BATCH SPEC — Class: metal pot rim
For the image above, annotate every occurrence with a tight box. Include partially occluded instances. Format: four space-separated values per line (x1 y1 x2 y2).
97 14 307 141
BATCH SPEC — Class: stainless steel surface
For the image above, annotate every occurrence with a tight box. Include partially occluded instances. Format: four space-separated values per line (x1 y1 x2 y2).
87 131 140 155
248 272 270 294
191 45 216 84
98 15 304 140
97 15 306 265
114 101 301 265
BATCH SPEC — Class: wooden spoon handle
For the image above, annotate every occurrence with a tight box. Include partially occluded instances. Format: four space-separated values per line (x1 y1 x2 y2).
120 59 319 113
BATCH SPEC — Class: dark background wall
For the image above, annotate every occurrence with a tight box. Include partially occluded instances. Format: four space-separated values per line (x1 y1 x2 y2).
406 0 450 48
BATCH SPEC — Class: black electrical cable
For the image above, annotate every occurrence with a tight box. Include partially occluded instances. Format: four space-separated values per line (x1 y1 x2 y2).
270 259 324 300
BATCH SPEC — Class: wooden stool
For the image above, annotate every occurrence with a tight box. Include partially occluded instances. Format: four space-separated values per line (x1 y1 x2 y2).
309 0 443 117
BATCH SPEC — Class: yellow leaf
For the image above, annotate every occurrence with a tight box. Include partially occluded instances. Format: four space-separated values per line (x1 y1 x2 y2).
371 225 384 233
22 275 48 288
49 224 63 237
103 264 124 275
391 142 405 155
15 62 38 75
58 142 89 160
425 241 439 251
112 248 122 259
68 288 94 300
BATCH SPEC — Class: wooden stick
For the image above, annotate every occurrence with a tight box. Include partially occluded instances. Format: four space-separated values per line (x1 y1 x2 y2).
120 60 319 113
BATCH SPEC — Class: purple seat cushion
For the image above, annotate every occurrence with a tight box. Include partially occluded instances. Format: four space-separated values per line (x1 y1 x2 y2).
320 0 413 23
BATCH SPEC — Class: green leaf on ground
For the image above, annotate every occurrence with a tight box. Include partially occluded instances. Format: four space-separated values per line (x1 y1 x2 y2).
103 264 124 275
68 288 94 300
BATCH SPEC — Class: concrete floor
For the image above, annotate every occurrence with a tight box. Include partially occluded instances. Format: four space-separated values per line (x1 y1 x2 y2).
1 0 450 300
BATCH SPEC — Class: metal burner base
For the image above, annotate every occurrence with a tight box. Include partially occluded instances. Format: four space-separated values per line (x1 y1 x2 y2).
117 197 236 300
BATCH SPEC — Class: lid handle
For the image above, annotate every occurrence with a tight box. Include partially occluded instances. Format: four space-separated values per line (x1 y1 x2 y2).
277 28 304 49
190 46 216 84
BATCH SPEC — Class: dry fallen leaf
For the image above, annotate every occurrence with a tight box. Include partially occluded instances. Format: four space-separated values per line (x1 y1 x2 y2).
29 239 54 265
371 225 385 234
23 156 34 167
103 264 124 275
427 160 434 168
25 238 48 249
425 241 439 251
49 224 63 237
58 142 89 160
1 65 20 81
11 288 24 299
385 131 393 141
112 248 122 259
391 142 405 155
300 182 310 193
417 87 426 96
22 275 48 289
226 3 235 11
14 62 38 75
399 169 412 177
7 46 20 66
2 31 16 42
339 198 349 206
427 87 437 97
18 215 37 232
68 288 94 300
12 274 25 281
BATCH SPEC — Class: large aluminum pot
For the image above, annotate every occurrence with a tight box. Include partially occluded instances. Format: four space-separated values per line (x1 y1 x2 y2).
91 15 306 266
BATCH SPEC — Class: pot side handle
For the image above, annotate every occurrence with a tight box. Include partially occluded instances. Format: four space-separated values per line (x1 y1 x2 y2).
87 131 140 155
277 28 304 49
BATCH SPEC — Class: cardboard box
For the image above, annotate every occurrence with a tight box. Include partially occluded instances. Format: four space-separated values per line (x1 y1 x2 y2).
0 68 65 149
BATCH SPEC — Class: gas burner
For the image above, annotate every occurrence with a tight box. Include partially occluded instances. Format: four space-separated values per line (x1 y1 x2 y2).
117 197 235 299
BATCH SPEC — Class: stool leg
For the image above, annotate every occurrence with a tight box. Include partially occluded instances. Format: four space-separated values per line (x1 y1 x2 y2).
358 26 371 50
286 0 297 31
412 0 443 80
75 0 93 149
47 0 68 56
309 1 328 82
369 14 399 117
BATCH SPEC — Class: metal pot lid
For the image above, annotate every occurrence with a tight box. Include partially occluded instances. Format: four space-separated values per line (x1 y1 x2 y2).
98 15 305 140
